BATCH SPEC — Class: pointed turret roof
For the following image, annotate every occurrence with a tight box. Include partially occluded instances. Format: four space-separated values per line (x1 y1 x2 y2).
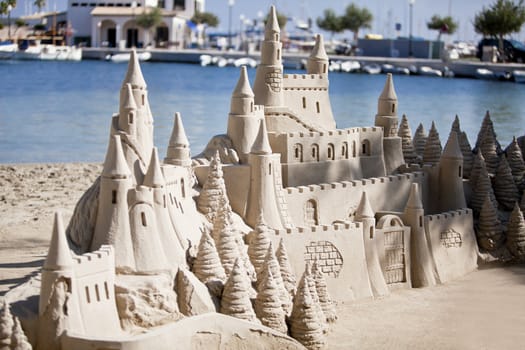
379 73 397 101
120 83 137 111
143 147 165 188
405 183 423 210
265 5 280 39
251 118 272 155
441 131 463 159
232 66 254 98
355 192 374 220
451 115 461 134
168 112 190 147
102 135 131 179
122 49 147 89
44 212 73 271
309 34 328 61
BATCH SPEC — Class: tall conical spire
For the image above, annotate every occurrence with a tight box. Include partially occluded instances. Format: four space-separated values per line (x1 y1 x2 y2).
165 112 191 166
102 135 131 179
405 183 423 210
379 73 398 102
307 34 329 74
251 118 272 155
441 131 463 159
265 5 280 39
122 49 147 89
120 83 137 112
355 192 374 220
143 147 165 188
44 212 73 271
375 73 399 136
233 66 254 98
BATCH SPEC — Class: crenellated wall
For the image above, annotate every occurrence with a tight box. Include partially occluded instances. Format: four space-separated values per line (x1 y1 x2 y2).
284 172 426 227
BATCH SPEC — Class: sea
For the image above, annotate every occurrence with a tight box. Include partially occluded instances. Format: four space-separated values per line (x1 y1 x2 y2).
0 59 524 164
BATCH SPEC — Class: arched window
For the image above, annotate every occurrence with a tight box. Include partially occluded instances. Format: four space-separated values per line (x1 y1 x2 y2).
277 48 281 61
327 143 335 160
128 112 133 124
323 63 327 73
269 163 272 175
458 166 462 177
352 141 356 158
305 199 318 226
250 101 254 112
392 103 396 113
342 142 348 159
141 212 147 226
311 144 319 161
294 143 303 162
362 139 371 156
369 226 374 239
112 190 117 204
275 33 279 42
419 216 423 227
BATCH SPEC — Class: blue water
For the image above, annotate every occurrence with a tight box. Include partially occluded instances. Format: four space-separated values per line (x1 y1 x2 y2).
0 60 524 163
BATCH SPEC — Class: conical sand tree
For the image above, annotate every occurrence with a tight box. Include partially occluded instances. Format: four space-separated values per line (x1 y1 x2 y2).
258 243 292 315
493 156 520 211
305 263 327 332
413 123 427 158
0 300 14 349
312 260 337 323
289 274 326 350
422 121 442 165
220 258 257 322
213 198 241 277
475 110 502 153
276 238 297 296
506 137 525 184
506 203 525 260
477 194 503 251
469 151 486 190
459 131 473 179
192 229 227 285
247 216 272 275
398 114 419 165
450 115 461 135
197 151 229 223
478 127 500 175
11 318 32 350
254 269 288 334
470 159 498 215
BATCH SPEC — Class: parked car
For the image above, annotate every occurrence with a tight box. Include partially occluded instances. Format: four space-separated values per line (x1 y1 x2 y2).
477 38 525 63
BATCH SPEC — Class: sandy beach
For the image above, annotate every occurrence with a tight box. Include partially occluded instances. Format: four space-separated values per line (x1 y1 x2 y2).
1 163 524 349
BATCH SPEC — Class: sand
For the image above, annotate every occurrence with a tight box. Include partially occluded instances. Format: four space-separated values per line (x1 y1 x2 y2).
1 163 524 349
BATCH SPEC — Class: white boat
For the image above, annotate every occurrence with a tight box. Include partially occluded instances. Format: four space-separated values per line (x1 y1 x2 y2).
233 57 257 68
106 51 151 63
340 60 360 73
513 70 525 83
199 54 212 66
362 64 381 74
15 41 82 61
329 60 341 72
0 42 18 59
419 66 443 77
382 64 410 75
475 68 496 80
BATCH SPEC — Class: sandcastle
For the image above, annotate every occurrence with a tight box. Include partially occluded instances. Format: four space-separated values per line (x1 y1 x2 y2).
2 5 525 350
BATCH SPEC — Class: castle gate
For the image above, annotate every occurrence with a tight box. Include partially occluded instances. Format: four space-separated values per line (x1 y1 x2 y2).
383 229 405 284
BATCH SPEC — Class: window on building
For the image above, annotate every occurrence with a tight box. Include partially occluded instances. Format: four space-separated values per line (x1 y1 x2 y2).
369 226 374 239
128 112 133 124
141 94 145 106
104 282 110 299
163 194 166 208
323 63 327 74
294 143 303 162
141 212 147 226
419 216 423 227
277 48 280 60
316 101 320 113
392 103 396 113
250 101 253 112
328 143 334 160
181 178 185 198
459 166 462 177
305 199 318 226
342 142 348 159
85 286 91 303
302 97 306 109
269 163 272 175
157 0 165 8
311 144 319 161
352 141 356 157
362 140 371 156
111 190 117 204
95 284 101 301
173 0 185 10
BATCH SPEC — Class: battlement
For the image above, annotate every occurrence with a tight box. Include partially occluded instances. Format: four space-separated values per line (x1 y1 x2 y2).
425 208 472 223
73 245 115 276
272 221 360 236
285 172 425 195
283 73 328 90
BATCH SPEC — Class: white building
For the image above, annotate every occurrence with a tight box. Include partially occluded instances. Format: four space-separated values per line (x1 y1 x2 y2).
66 0 204 48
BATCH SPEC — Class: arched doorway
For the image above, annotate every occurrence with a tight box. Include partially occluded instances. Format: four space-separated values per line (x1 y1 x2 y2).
305 199 318 226
100 19 117 48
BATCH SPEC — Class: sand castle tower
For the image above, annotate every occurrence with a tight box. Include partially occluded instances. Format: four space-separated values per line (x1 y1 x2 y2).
403 183 437 287
227 66 264 163
165 112 191 167
438 131 466 212
375 73 404 174
306 34 329 75
91 135 135 269
246 119 284 229
253 5 284 107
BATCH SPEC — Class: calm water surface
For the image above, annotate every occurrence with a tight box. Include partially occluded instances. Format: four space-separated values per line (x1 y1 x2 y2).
0 60 524 163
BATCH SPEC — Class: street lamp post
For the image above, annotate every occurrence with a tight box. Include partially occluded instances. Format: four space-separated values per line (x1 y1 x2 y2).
408 0 415 58
228 0 234 50
7 4 12 41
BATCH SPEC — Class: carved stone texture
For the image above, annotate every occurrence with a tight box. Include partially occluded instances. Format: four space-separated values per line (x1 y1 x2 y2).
175 268 216 317
422 121 442 165
398 114 419 165
470 159 498 215
254 269 288 334
0 300 14 349
475 110 502 154
197 151 229 223
276 238 297 296
506 203 525 260
289 275 326 350
440 229 462 248
312 260 337 323
477 194 504 251
247 216 272 275
304 241 343 278
258 243 292 315
459 131 473 179
413 123 427 158
213 197 241 278
192 229 226 297
220 258 258 323
478 126 500 175
506 137 525 186
493 156 520 211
